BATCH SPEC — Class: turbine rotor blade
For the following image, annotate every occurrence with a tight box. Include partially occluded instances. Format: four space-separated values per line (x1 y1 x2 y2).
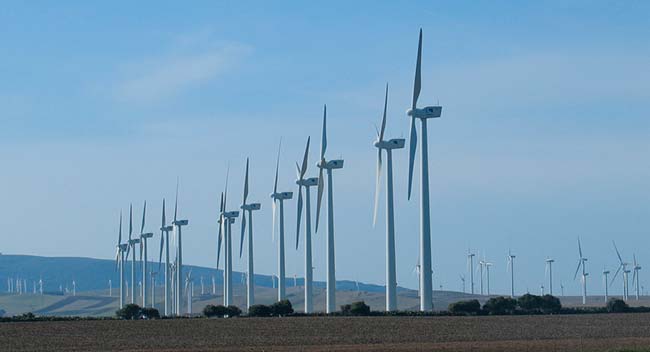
573 260 582 280
315 167 324 233
174 178 179 222
295 185 303 249
372 148 382 227
379 83 388 142
273 140 281 195
321 105 327 160
613 240 623 264
239 210 246 258
578 238 583 258
611 265 622 285
407 116 417 200
128 204 133 241
301 137 310 178
243 158 249 205
412 29 422 111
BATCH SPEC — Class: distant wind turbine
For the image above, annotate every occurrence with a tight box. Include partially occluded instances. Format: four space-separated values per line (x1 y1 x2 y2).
271 141 293 302
240 158 261 309
139 201 154 307
158 198 173 316
574 238 588 305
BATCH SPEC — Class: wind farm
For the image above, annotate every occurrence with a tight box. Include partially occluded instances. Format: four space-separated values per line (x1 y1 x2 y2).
1 1 650 351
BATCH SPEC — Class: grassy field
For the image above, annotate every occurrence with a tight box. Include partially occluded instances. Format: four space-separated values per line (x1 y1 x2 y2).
2 313 650 351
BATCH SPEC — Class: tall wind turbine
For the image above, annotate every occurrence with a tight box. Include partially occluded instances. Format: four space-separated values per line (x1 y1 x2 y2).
158 199 173 316
574 238 588 305
271 141 293 302
373 84 405 312
115 211 128 308
406 29 443 311
485 261 493 295
507 250 516 298
602 268 610 302
172 180 189 315
125 204 140 303
240 158 261 309
632 254 642 300
295 137 318 313
611 241 629 301
545 258 555 296
219 169 239 307
315 105 344 313
467 251 475 295
139 201 154 307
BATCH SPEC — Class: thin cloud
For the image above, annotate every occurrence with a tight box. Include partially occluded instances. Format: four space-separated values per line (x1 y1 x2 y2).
115 44 251 103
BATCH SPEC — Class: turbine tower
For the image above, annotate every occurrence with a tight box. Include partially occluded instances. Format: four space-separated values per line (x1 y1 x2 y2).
467 251 475 295
271 141 293 302
485 261 493 295
633 254 642 300
478 258 485 295
158 199 173 316
507 250 516 298
574 238 588 305
114 211 128 308
611 241 629 301
295 137 318 313
315 105 344 313
139 201 154 307
172 180 189 315
602 268 610 302
406 29 443 311
240 158 261 309
545 258 555 296
125 204 140 303
373 84 405 312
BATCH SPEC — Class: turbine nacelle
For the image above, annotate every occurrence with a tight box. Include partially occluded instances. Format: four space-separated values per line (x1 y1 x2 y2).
128 239 141 245
118 244 128 251
374 138 405 150
223 211 239 219
318 159 344 170
160 225 173 232
296 177 318 187
173 219 189 226
241 203 261 211
140 232 154 239
407 106 442 119
271 191 293 200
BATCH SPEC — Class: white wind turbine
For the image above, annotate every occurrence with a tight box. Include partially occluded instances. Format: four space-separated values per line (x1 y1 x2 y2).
405 29 443 312
172 180 189 315
602 268 610 302
139 201 154 307
239 158 261 309
467 251 475 295
315 105 344 313
373 84 405 312
115 211 128 308
158 199 173 316
545 258 555 296
478 257 485 295
507 250 516 298
611 241 629 301
218 168 239 307
295 137 319 313
125 204 140 303
632 254 642 300
459 274 466 294
271 141 293 302
184 270 193 315
485 261 493 295
574 238 588 305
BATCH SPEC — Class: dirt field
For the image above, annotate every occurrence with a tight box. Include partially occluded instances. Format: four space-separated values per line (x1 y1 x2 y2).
2 313 650 351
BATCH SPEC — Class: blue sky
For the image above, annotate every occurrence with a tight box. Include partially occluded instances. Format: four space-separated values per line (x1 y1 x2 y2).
0 1 649 296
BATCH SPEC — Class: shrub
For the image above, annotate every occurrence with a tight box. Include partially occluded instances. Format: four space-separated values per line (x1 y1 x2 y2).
203 305 229 318
540 295 562 314
270 300 294 316
140 307 160 319
226 305 242 317
248 304 272 317
116 304 141 320
606 298 629 313
483 296 517 315
517 294 544 312
448 299 481 315
341 301 371 316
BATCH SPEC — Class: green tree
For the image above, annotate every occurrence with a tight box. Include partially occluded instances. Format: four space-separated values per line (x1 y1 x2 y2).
203 305 229 317
540 295 562 314
116 304 141 320
517 294 544 312
248 304 272 317
448 300 481 315
270 300 294 316
606 298 628 313
483 296 517 315
140 307 160 319
226 305 242 317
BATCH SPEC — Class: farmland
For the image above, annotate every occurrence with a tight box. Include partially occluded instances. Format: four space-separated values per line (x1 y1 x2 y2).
2 313 650 351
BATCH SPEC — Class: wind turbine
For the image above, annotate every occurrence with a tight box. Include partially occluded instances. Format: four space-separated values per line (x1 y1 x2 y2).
478 258 485 295
115 211 128 308
574 238 588 305
485 261 493 295
219 168 239 307
373 84 405 312
467 251 475 295
315 105 344 313
545 258 555 296
139 201 154 307
611 241 629 301
633 254 642 300
602 268 610 302
240 158 261 309
125 204 140 304
405 28 443 311
158 199 173 316
507 250 516 298
271 141 293 302
172 180 189 315
185 270 193 315
460 274 466 294
295 137 318 313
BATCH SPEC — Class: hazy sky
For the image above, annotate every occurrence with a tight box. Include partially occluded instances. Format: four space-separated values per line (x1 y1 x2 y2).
1 1 648 296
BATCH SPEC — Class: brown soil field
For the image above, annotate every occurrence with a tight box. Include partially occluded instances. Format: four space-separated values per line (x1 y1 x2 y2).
2 313 650 351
